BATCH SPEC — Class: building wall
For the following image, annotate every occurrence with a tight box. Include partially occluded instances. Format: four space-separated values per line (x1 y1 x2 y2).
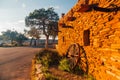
58 0 120 80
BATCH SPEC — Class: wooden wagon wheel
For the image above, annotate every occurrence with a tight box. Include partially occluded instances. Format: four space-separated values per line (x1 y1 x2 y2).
66 43 80 70
66 43 88 73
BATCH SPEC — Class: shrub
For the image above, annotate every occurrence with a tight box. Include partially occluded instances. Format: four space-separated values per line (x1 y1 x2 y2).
58 57 84 74
34 49 61 80
35 49 61 67
45 73 59 80
58 58 71 72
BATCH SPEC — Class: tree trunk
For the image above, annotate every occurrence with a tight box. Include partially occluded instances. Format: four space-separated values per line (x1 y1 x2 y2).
52 36 56 43
11 39 13 44
45 35 49 49
43 21 49 48
36 39 39 47
30 38 33 46
18 40 23 46
34 39 36 46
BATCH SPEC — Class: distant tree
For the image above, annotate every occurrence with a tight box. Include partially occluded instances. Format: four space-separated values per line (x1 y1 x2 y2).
25 7 59 48
16 33 28 46
49 21 58 43
1 30 28 46
2 30 18 44
0 35 3 40
27 27 41 46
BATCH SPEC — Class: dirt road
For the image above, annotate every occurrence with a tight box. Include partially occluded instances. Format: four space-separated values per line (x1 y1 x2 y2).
0 47 40 80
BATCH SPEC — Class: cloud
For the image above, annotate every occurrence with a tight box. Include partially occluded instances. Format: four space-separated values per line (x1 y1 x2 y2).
18 20 24 23
5 20 25 26
4 20 24 25
0 20 26 34
22 3 26 8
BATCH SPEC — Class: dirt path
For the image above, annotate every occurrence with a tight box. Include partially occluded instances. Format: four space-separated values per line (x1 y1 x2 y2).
0 47 40 80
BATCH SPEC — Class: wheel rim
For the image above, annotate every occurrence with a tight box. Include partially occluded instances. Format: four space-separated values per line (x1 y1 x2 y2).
78 46 88 73
66 43 88 73
66 43 80 70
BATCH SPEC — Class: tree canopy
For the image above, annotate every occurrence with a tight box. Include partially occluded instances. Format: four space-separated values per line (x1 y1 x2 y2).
2 30 18 43
0 35 3 40
28 27 41 39
1 30 28 46
27 27 41 46
25 7 59 48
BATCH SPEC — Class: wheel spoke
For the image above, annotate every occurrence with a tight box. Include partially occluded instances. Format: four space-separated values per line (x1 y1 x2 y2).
66 43 88 72
66 43 80 70
69 58 77 69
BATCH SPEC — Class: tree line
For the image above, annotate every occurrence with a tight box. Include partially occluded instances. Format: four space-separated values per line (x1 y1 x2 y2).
0 30 28 46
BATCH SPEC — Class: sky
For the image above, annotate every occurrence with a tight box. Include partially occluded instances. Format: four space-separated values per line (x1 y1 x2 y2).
0 0 77 35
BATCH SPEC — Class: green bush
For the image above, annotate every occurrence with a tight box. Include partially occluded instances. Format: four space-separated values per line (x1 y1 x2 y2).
45 73 59 80
58 58 71 72
58 57 84 74
73 65 83 74
34 49 62 80
35 49 61 67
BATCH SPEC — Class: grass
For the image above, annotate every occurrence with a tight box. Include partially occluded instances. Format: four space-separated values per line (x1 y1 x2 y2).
35 49 61 67
45 73 59 80
58 57 84 75
34 49 61 80
58 58 71 72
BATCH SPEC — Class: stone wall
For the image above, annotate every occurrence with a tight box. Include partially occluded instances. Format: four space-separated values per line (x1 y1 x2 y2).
57 0 120 80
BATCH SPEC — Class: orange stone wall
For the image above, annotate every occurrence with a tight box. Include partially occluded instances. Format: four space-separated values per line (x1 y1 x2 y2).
58 0 120 80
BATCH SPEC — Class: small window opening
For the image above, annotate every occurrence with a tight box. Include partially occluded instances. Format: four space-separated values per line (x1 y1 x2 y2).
62 36 65 42
83 29 90 46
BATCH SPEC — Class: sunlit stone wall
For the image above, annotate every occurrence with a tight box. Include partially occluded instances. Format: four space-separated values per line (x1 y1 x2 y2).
58 0 120 80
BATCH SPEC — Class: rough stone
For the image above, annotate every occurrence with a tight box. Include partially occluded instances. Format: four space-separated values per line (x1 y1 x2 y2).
57 0 120 80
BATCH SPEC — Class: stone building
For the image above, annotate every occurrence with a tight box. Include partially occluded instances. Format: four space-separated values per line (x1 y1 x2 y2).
57 0 120 80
